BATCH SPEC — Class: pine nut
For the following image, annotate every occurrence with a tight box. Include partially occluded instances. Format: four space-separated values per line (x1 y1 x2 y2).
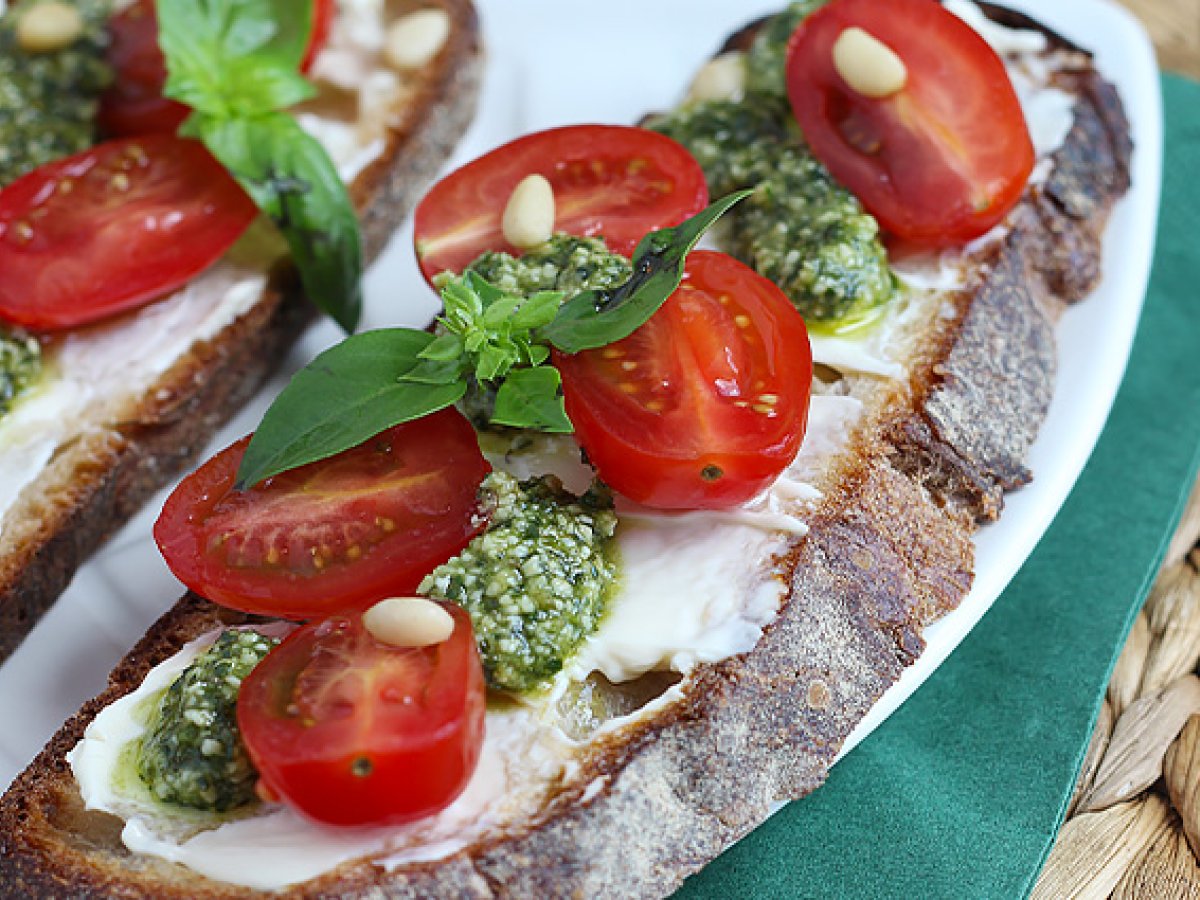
16 1 83 53
363 597 455 648
383 8 451 72
686 52 746 103
831 27 908 99
502 174 555 249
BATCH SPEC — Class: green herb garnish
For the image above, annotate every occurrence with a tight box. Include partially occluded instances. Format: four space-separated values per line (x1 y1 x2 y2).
234 194 748 489
157 0 363 332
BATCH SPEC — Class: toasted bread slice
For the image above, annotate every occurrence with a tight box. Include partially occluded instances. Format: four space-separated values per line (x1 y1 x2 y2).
0 0 482 661
0 4 1132 897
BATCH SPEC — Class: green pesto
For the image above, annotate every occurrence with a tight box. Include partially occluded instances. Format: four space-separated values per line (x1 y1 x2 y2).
649 94 795 198
744 0 826 99
0 330 41 417
0 0 112 187
650 94 894 324
420 472 619 695
466 234 633 298
730 144 895 324
136 630 278 813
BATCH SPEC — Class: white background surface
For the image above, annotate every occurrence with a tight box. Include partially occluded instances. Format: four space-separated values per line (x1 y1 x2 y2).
0 0 1161 789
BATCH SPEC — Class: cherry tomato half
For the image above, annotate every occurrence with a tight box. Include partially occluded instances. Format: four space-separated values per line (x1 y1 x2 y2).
300 0 336 73
0 135 257 331
154 410 491 620
99 0 334 138
238 605 486 826
98 0 189 138
413 125 709 283
555 250 812 510
785 0 1034 246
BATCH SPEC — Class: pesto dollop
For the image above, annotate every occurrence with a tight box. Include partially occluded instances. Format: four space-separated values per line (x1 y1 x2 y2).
420 472 619 694
652 94 894 325
0 0 111 187
744 0 826 99
466 234 633 298
730 144 895 324
0 330 41 417
649 0 895 326
136 630 277 813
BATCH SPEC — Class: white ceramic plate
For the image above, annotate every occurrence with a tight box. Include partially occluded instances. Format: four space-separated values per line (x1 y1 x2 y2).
0 0 1160 790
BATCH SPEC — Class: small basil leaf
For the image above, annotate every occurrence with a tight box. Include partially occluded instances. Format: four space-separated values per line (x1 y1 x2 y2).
512 291 564 330
158 0 315 116
491 367 573 433
476 344 511 383
419 332 465 361
399 356 465 386
540 191 752 354
482 296 522 329
194 112 363 333
440 280 483 331
527 344 551 367
466 271 506 306
236 329 465 489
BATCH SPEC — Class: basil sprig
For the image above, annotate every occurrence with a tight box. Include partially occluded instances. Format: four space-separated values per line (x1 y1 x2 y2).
235 194 748 489
157 0 363 333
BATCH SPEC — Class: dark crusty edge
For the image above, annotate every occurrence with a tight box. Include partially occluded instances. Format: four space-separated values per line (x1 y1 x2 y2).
0 0 483 662
0 6 1132 898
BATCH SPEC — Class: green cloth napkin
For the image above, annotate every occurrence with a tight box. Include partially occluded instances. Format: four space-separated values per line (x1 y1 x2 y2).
679 73 1200 900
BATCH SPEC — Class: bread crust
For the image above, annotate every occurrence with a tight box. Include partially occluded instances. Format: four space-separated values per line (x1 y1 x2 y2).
0 0 483 662
0 7 1132 898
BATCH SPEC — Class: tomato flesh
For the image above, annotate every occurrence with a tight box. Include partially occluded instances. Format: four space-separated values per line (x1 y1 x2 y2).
785 0 1034 246
154 410 491 620
238 605 486 826
300 0 336 73
98 0 189 138
413 125 709 283
556 250 812 510
100 0 334 138
0 135 257 330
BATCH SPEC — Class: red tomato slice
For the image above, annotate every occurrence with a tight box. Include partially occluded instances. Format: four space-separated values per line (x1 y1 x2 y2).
238 605 486 826
300 0 336 72
555 250 812 510
154 410 491 620
100 0 334 138
785 0 1034 246
98 0 189 138
413 125 709 283
0 135 257 331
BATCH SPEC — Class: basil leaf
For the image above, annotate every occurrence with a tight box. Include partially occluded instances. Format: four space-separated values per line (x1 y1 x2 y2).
466 270 506 306
540 191 752 353
399 356 465 386
235 329 465 489
482 296 523 329
419 332 465 361
491 367 573 433
158 0 315 116
512 291 564 330
476 345 510 382
193 112 364 333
